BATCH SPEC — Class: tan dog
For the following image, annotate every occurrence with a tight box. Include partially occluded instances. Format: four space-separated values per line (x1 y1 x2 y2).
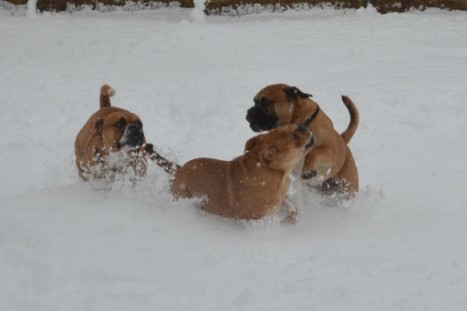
171 124 314 221
246 84 359 196
74 84 148 182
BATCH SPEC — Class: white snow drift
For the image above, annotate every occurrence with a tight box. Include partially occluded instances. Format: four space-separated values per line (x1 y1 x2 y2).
1 6 467 311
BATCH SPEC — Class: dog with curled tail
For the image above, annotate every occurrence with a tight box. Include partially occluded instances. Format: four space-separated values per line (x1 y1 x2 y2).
74 84 149 182
246 84 359 197
171 124 315 222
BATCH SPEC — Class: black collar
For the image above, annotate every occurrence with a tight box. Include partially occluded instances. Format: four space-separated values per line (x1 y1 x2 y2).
302 105 320 127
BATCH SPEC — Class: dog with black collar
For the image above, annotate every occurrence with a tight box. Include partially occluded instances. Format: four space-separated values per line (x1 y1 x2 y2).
246 83 359 197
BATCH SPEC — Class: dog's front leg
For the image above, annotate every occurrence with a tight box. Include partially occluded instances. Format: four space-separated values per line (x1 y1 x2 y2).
301 148 344 185
281 197 298 224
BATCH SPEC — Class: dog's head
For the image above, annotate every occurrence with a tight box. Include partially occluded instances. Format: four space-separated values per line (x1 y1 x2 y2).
244 124 314 172
246 84 313 132
94 109 145 153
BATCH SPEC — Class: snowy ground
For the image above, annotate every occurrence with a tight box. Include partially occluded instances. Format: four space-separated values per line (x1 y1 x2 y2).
1 5 467 310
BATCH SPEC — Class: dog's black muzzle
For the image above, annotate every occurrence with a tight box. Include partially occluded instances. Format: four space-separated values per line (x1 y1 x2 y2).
122 123 145 148
246 107 278 132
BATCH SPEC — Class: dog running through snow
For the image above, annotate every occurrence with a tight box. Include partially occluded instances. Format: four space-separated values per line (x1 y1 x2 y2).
74 84 178 183
171 124 315 222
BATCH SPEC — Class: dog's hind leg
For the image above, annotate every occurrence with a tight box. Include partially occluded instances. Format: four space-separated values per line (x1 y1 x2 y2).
327 147 358 195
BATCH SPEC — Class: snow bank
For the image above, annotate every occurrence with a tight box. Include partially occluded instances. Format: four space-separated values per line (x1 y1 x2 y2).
1 7 467 311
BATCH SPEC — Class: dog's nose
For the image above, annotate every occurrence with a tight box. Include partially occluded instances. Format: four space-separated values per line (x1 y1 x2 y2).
127 123 142 132
246 108 254 122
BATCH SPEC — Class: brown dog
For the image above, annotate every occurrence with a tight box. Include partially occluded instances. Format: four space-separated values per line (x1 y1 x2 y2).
246 84 359 196
74 84 148 182
171 124 314 221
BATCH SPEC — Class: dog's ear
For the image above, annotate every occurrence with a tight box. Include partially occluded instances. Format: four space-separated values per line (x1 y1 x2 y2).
284 86 312 101
94 118 104 139
260 145 278 163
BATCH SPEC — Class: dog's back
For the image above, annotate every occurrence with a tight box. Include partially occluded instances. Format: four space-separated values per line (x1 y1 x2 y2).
171 154 285 220
171 158 227 201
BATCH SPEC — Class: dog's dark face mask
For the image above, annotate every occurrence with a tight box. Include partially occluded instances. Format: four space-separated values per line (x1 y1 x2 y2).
109 116 145 150
246 97 278 132
120 122 145 149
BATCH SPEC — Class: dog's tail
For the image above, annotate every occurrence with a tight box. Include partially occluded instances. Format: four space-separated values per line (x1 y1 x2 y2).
340 95 359 144
144 143 181 175
100 84 116 109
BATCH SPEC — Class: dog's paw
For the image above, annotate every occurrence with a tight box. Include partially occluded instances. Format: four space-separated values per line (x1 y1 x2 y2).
301 170 317 180
284 210 298 224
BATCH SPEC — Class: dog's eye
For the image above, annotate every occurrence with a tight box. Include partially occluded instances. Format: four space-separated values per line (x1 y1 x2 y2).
115 118 126 129
259 98 271 107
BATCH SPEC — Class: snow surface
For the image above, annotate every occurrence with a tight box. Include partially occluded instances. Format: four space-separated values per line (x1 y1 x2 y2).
1 5 467 310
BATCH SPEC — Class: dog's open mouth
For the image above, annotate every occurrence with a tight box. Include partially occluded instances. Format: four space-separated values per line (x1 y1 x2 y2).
118 135 144 150
118 143 142 151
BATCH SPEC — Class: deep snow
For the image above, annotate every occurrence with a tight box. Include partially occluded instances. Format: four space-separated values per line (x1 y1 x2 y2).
1 5 467 311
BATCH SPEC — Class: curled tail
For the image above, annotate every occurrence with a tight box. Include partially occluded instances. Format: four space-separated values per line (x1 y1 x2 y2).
340 95 359 144
100 84 116 109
